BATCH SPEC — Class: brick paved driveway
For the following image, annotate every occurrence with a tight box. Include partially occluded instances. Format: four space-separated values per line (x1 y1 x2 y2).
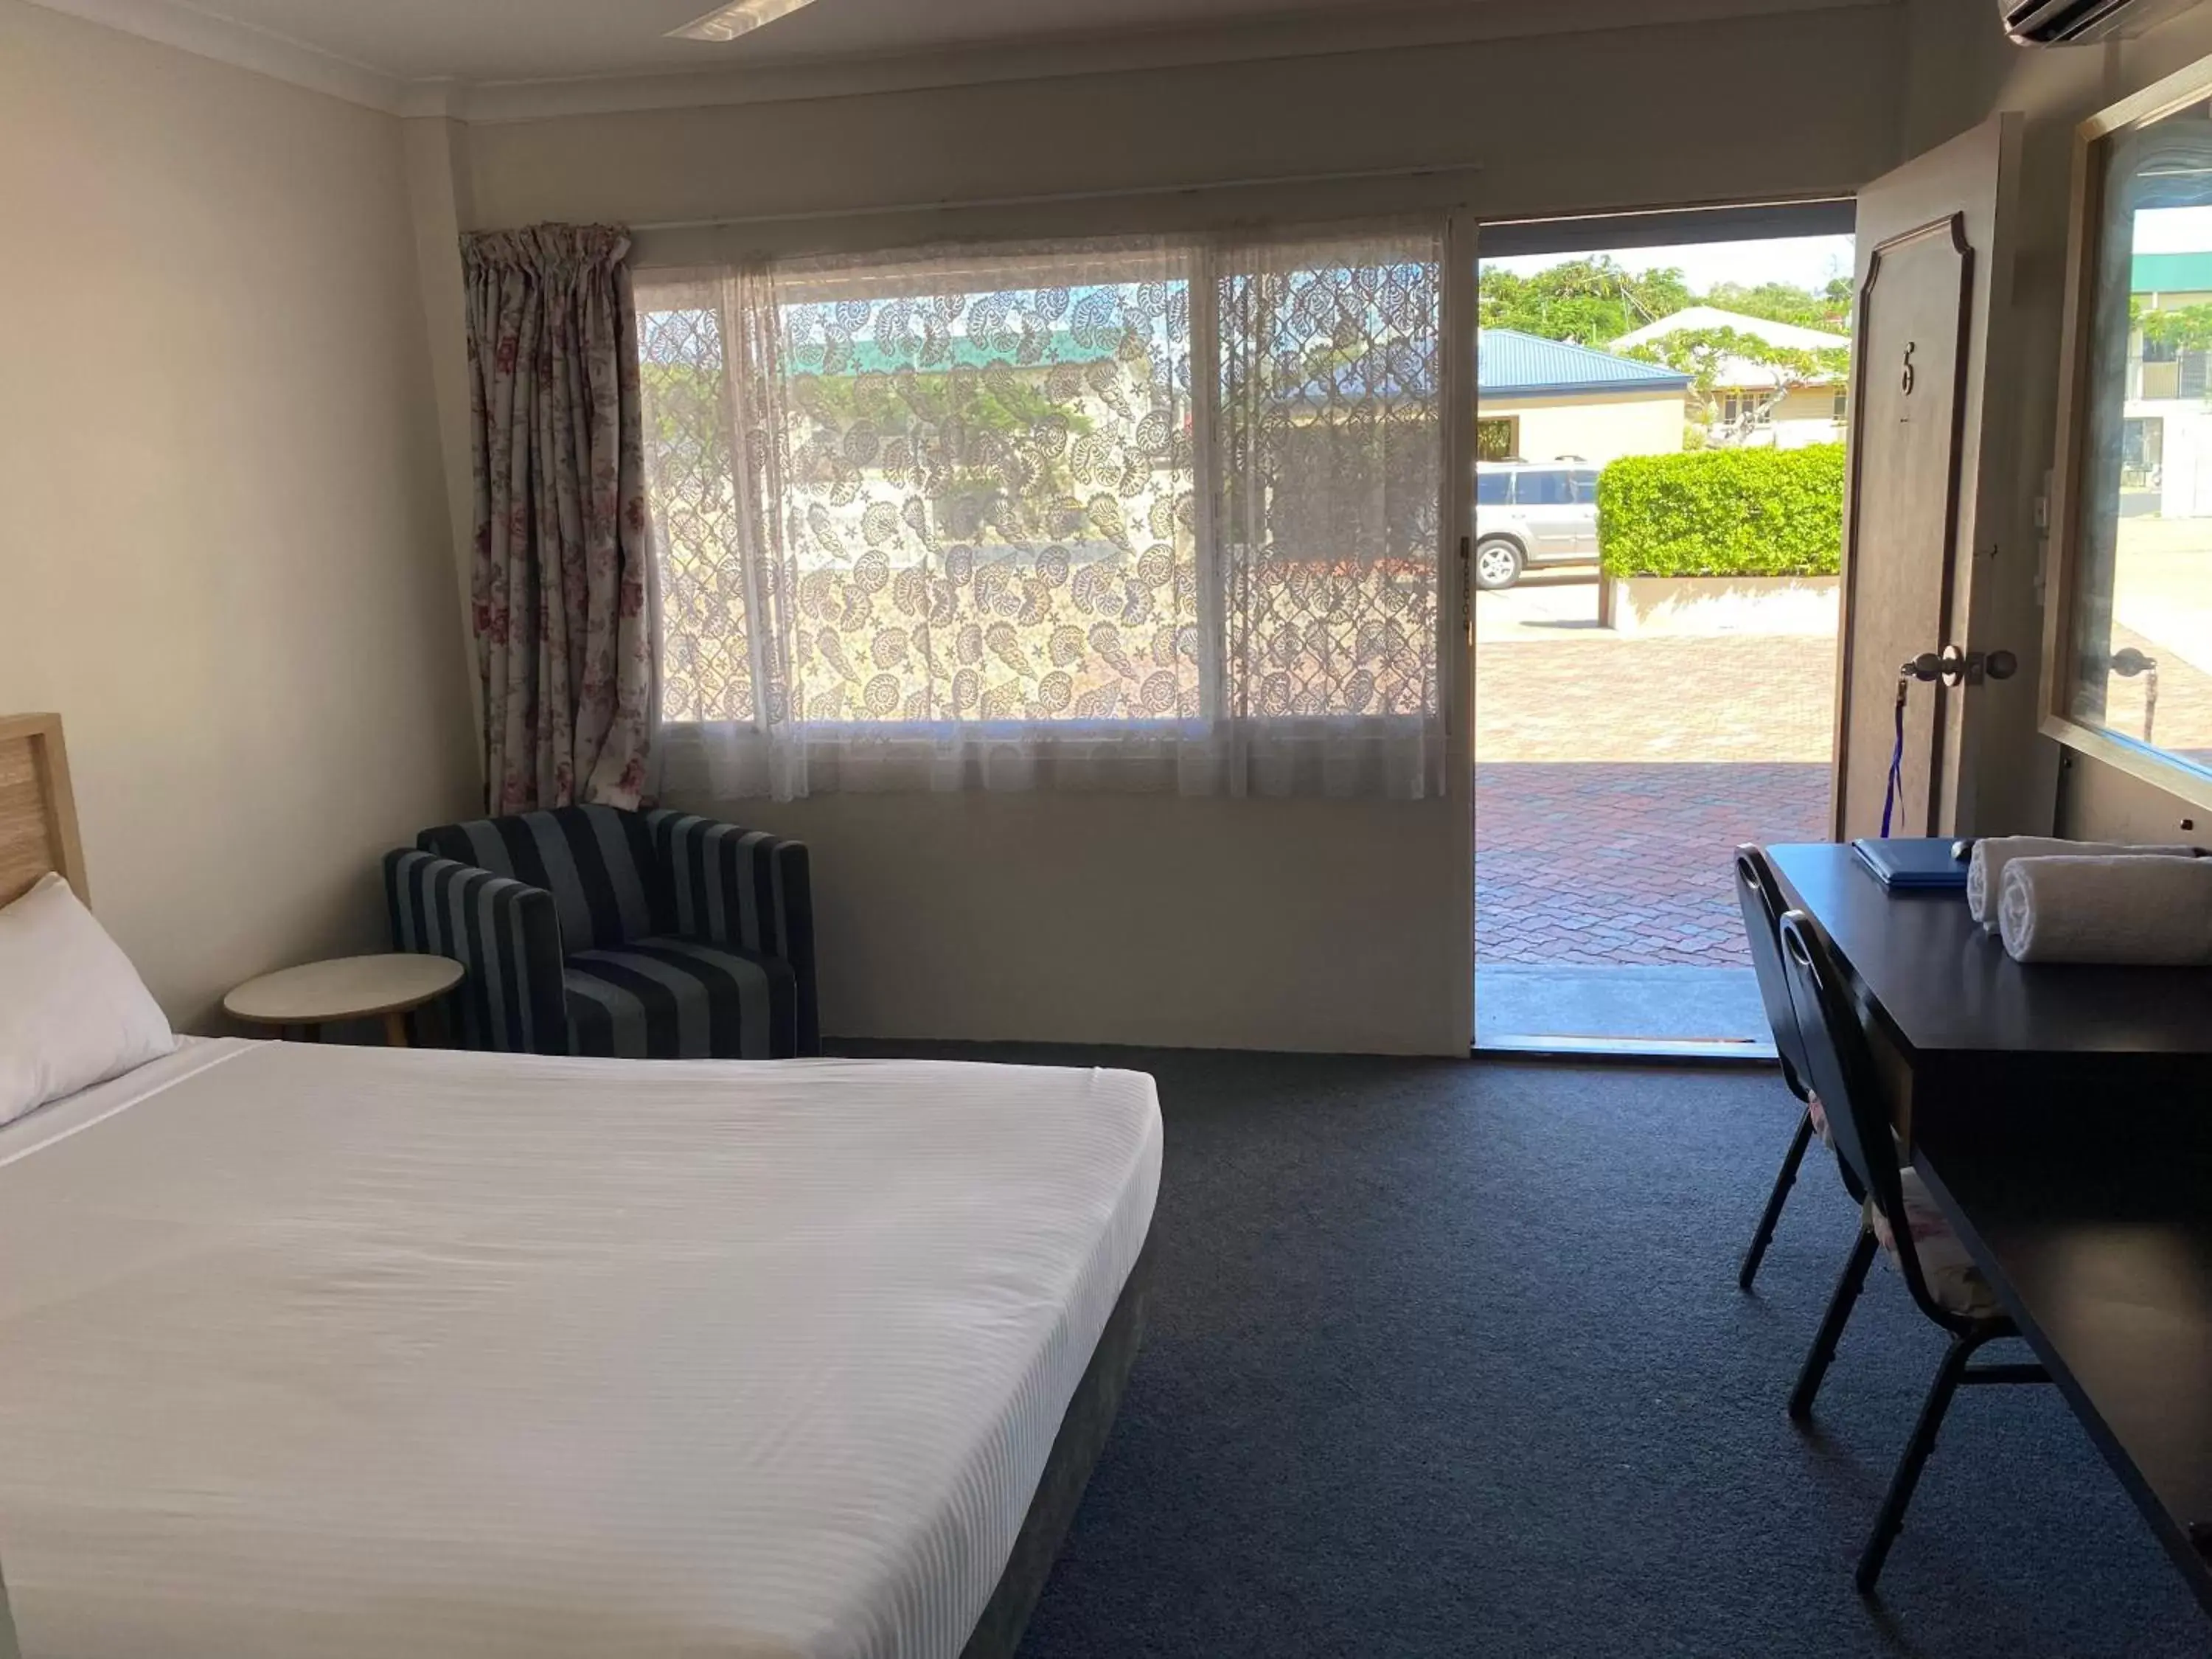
1475 762 1831 967
1473 589 1835 970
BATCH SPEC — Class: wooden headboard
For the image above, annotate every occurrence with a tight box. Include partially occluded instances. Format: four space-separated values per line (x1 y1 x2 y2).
0 714 88 908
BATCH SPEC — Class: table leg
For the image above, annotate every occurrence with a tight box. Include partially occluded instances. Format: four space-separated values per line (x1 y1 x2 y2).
382 1012 410 1048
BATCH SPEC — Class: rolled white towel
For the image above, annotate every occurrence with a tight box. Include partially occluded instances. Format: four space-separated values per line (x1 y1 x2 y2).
1998 853 2212 964
1966 837 2198 931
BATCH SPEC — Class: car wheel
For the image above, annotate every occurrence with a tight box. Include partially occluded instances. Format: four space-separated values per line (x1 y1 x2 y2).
1474 538 1524 591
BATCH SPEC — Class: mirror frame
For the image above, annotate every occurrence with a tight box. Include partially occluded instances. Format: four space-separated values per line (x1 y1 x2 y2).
2042 46 2212 812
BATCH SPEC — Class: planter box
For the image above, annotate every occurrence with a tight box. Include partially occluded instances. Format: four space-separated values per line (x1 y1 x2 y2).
1604 574 1839 638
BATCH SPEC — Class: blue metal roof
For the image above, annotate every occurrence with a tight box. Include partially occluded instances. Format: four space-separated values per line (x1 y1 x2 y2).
1478 329 1691 397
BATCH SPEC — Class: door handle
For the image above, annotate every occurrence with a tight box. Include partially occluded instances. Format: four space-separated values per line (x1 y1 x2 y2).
1901 646 2019 688
1939 643 2018 687
1459 536 1472 647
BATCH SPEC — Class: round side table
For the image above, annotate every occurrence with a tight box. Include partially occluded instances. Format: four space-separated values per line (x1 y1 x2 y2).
223 954 464 1046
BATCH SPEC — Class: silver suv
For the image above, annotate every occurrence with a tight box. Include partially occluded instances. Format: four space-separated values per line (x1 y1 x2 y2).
1473 462 1601 590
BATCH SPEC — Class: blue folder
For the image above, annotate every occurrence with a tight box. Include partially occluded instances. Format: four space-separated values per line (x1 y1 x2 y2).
1851 836 1970 891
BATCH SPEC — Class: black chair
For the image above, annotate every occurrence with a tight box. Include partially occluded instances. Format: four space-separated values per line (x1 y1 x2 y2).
384 805 818 1060
1777 908 2048 1593
1734 846 1855 1289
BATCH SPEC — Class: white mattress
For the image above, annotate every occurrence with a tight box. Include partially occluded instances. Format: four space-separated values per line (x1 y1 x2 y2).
0 1039 1161 1659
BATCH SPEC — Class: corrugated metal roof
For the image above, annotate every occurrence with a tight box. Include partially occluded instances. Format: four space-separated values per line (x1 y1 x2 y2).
2133 251 2212 296
1612 305 1850 352
1478 329 1691 397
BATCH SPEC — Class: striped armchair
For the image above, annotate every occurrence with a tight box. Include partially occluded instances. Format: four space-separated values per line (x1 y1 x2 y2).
383 806 817 1060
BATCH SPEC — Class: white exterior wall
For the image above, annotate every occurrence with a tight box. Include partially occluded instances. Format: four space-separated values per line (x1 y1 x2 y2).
1483 390 1686 466
2126 400 2212 520
1770 386 1847 451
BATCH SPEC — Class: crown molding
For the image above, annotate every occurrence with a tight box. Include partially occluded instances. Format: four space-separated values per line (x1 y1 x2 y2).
24 0 1899 124
22 0 403 110
450 0 1898 123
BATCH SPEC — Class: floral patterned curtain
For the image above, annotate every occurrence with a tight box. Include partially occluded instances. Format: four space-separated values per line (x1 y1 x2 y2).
462 224 656 813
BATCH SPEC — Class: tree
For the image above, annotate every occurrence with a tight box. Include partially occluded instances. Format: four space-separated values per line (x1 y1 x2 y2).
1621 326 1852 432
1702 278 1853 333
1478 256 1693 344
2134 297 2212 353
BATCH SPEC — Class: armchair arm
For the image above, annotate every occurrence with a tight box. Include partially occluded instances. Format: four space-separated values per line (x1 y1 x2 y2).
383 849 569 1055
645 812 818 1057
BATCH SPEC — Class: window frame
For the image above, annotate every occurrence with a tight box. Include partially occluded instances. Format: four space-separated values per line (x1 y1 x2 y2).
637 222 1455 751
2042 45 2212 812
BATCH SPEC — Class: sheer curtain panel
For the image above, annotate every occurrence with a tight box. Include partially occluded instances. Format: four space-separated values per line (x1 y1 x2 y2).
636 221 1446 800
1214 229 1444 797
464 225 657 813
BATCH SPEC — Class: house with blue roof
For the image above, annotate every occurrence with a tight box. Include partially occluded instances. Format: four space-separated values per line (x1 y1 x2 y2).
1476 329 1690 467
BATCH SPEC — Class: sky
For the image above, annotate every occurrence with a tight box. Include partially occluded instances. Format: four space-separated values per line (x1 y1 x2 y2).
1481 234 1857 294
2135 206 2212 252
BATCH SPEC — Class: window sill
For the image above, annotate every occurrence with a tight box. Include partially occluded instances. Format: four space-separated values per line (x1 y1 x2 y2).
2040 712 2212 817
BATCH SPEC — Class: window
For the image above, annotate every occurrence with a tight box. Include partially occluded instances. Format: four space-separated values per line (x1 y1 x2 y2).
1832 386 1849 422
2121 415 2163 493
1721 390 1773 428
2055 69 2212 786
1475 416 1519 462
1475 468 1510 506
1570 470 1600 504
1517 469 1574 506
637 224 1447 799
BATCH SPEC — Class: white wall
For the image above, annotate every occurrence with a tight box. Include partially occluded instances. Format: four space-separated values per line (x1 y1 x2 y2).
463 8 1903 238
1487 391 1688 466
1902 0 2212 846
0 1 479 1027
439 3 1905 1054
710 792 1469 1053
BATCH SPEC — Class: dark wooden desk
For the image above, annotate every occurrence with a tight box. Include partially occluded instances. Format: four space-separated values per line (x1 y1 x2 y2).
1917 1139 2212 1617
1765 841 2212 1148
1764 841 2212 1618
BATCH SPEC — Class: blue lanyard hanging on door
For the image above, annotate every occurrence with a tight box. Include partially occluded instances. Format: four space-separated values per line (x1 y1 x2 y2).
1879 669 1908 840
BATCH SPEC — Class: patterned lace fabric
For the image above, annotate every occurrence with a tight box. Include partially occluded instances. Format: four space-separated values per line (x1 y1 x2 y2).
637 226 1444 799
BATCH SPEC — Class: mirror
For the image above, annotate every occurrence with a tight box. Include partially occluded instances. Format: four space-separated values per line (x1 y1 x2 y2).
2062 83 2212 781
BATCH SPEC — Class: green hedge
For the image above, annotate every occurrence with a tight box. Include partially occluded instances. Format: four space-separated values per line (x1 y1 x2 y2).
1596 443 1845 579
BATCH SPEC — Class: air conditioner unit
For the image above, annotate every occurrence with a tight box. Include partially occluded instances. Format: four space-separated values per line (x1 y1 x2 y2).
2002 0 2197 45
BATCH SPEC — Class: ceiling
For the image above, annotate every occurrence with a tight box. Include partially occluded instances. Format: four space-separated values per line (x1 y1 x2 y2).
27 0 1887 111
170 0 1514 82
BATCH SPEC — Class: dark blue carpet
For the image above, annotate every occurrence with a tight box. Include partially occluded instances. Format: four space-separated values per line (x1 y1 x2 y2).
852 1045 2206 1658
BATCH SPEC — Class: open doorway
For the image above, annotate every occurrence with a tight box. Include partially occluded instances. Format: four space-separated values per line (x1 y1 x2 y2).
1472 205 1854 1053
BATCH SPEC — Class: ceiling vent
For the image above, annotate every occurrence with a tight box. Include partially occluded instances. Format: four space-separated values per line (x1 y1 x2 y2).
2002 0 2197 46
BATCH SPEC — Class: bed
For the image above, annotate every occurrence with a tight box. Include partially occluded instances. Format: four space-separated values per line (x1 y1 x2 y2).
0 714 1161 1659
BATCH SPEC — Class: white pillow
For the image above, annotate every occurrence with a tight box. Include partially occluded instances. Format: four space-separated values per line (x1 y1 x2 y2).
0 872 175 1124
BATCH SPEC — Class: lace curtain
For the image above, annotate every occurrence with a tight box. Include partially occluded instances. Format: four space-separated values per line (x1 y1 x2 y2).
637 223 1444 799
